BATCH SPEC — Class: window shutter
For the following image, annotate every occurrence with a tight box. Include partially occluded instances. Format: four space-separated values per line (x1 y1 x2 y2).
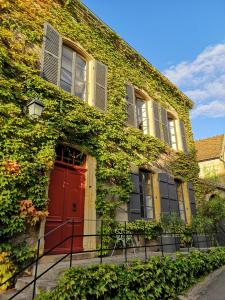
168 176 179 214
128 173 141 221
125 84 136 126
158 173 179 215
94 61 107 111
41 23 62 85
161 107 170 144
153 101 161 139
180 120 188 154
188 182 196 216
158 173 170 214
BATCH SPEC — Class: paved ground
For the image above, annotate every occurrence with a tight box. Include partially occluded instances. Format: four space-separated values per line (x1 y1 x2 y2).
181 266 225 300
197 269 225 300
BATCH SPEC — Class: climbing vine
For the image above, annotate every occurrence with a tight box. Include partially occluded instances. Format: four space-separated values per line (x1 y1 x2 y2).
0 0 202 262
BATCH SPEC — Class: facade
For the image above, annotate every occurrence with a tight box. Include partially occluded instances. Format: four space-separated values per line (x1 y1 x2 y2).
195 134 225 199
0 0 199 254
195 134 225 184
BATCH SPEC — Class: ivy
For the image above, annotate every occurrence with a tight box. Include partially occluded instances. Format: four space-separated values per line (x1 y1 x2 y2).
0 0 203 261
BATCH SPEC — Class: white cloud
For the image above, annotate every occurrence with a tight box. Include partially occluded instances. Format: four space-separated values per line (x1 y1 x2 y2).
191 101 225 118
164 42 225 118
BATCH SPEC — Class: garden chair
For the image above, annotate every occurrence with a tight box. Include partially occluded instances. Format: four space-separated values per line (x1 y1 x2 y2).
111 227 136 256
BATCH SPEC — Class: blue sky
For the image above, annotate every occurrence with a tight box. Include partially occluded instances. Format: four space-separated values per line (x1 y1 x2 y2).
82 0 225 140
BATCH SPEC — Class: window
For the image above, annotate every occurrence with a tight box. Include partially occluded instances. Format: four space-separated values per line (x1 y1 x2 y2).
136 98 149 134
175 180 186 222
125 85 150 134
55 144 86 166
60 45 87 100
168 117 178 150
42 23 108 111
139 171 154 219
128 170 155 221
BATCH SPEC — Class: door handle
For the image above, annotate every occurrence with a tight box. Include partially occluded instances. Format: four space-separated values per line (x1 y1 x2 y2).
72 203 77 212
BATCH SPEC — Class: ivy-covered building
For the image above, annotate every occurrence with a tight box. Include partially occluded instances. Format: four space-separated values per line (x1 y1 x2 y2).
0 0 200 254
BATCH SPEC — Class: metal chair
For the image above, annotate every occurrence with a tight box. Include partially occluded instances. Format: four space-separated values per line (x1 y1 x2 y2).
111 227 136 256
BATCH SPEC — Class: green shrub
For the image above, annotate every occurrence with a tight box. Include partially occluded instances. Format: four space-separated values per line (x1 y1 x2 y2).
125 219 163 241
36 247 225 300
0 241 36 290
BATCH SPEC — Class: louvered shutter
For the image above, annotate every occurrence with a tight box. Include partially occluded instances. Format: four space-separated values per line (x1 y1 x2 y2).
125 84 136 126
41 23 62 85
94 61 107 111
158 173 170 214
161 107 170 144
188 182 196 216
168 176 179 214
153 101 161 139
158 173 179 215
128 173 141 221
180 120 188 154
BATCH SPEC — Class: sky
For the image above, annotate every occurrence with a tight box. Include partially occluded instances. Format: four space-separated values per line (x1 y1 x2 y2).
82 0 225 140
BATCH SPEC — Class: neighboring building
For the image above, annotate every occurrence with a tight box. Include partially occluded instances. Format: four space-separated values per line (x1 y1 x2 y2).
195 134 225 184
0 0 198 254
195 134 225 200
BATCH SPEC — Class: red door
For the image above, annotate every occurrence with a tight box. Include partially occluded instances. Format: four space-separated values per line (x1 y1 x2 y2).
44 163 86 254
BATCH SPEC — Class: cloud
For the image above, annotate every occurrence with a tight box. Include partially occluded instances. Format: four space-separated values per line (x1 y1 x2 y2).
164 42 225 118
191 101 225 118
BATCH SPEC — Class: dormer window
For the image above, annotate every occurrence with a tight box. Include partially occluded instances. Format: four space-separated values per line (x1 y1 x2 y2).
60 45 87 100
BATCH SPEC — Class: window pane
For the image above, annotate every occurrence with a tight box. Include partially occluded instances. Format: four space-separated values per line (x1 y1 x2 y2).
176 181 186 223
76 55 86 68
60 80 71 92
61 68 72 84
74 80 86 99
139 171 154 219
136 99 144 130
60 45 73 92
74 55 86 99
136 98 149 134
169 119 177 150
146 207 153 219
76 65 86 81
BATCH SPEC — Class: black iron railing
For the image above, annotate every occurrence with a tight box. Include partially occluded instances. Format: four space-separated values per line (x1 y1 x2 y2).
0 219 222 299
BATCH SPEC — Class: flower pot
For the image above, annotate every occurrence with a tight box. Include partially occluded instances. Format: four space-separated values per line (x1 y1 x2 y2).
193 234 208 248
160 235 180 253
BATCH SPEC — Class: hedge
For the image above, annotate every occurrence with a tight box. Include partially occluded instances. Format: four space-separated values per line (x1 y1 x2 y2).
36 247 225 300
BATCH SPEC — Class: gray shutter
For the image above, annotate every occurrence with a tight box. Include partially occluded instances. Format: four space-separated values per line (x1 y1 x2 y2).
128 173 141 221
158 173 170 214
158 173 179 215
161 107 170 144
168 176 179 214
41 23 62 85
94 61 107 111
125 84 136 126
153 101 161 139
188 182 196 216
180 120 188 154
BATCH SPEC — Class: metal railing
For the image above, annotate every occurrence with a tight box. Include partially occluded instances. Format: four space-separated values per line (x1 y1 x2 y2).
0 219 222 299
